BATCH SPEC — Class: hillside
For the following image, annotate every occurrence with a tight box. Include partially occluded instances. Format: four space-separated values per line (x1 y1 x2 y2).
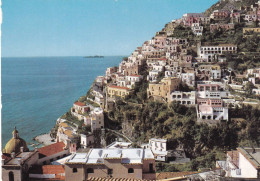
205 0 259 16
52 0 260 174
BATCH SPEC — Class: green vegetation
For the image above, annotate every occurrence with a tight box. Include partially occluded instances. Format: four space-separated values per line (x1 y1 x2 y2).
204 0 259 17
110 97 260 170
61 111 83 126
156 149 226 172
86 99 100 107
170 25 195 40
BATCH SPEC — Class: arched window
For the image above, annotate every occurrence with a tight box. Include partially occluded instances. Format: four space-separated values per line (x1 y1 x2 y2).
128 168 134 173
87 168 94 173
9 171 14 181
73 168 78 173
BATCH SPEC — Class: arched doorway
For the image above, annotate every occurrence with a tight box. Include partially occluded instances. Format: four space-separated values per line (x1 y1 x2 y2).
9 171 14 181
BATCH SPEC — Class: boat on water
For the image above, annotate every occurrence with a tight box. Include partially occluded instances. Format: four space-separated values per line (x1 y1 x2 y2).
84 55 104 58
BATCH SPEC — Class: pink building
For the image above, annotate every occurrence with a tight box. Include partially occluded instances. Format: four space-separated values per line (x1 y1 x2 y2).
210 10 230 20
197 98 223 107
197 98 228 121
182 13 204 27
210 23 234 33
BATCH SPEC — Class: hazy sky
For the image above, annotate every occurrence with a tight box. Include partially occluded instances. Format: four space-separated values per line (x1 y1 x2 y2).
2 0 218 57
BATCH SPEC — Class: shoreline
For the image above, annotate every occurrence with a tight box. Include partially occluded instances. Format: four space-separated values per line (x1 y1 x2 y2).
32 132 55 147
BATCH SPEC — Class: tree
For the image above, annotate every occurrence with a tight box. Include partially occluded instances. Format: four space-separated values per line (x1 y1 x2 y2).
244 81 255 95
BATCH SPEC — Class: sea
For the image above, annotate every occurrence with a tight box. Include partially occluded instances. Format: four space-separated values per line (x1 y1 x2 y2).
1 56 124 149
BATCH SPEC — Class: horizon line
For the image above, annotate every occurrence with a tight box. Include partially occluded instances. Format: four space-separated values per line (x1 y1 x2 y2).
1 55 129 58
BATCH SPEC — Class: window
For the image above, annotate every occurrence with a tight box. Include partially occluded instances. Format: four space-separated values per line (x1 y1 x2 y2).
128 168 134 173
43 161 47 165
87 168 94 173
50 159 54 162
9 171 14 181
73 168 78 173
149 163 154 173
108 169 113 175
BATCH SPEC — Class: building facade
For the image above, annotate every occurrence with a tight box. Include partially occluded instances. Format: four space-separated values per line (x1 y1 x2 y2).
65 148 156 180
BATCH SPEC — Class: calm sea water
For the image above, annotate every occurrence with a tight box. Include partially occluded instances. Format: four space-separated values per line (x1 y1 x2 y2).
1 56 124 148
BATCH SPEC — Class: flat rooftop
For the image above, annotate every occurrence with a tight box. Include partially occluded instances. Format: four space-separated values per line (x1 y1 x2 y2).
66 148 154 165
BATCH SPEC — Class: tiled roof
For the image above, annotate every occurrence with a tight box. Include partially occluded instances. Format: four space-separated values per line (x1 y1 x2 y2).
227 150 239 168
108 85 130 90
159 58 167 60
87 177 153 181
156 172 197 180
2 153 11 160
38 142 66 158
74 101 85 107
129 75 141 77
2 153 12 163
29 165 65 180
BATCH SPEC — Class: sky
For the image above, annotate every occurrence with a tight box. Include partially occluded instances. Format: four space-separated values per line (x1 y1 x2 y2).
2 0 218 57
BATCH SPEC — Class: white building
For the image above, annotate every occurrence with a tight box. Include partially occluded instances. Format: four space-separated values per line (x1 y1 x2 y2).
217 147 260 178
90 108 104 131
197 91 229 99
126 75 143 88
149 138 168 162
165 70 177 78
147 70 160 82
198 44 237 62
170 91 196 105
197 98 229 122
197 83 229 99
191 23 203 36
180 71 195 87
106 141 132 149
80 134 94 148
253 88 260 95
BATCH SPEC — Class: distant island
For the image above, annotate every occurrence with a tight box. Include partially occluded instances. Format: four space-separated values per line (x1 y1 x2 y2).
84 55 104 58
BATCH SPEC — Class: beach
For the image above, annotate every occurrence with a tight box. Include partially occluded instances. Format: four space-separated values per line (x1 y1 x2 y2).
34 133 55 146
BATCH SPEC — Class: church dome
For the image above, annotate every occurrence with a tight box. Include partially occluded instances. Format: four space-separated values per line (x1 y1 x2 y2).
3 127 29 154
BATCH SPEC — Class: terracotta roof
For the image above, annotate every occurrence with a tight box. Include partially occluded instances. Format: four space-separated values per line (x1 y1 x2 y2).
156 172 197 180
159 58 167 60
87 177 152 181
38 142 66 158
108 85 130 90
29 165 65 180
227 150 239 168
74 101 85 107
129 75 141 77
2 153 11 161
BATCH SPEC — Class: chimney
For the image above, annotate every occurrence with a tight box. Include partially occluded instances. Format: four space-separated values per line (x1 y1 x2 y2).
11 152 15 159
20 147 24 153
